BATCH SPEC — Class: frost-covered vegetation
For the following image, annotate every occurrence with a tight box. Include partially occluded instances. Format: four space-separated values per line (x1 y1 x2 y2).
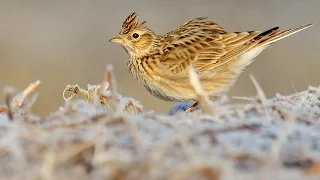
0 67 319 180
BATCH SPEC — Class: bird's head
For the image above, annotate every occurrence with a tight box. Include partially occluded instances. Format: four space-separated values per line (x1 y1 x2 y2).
109 12 157 58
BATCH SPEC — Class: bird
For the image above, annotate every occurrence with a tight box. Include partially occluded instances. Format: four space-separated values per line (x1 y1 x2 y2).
109 12 313 113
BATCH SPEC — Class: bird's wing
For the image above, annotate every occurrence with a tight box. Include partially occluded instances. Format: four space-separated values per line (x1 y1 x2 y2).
159 17 281 74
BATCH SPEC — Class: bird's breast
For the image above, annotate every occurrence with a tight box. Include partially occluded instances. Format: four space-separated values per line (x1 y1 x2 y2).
127 57 157 84
127 57 191 101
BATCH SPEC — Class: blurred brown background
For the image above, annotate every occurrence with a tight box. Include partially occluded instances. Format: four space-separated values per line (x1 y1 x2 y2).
0 0 319 116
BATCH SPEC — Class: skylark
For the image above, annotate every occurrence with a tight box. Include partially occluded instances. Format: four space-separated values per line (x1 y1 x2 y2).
110 12 312 113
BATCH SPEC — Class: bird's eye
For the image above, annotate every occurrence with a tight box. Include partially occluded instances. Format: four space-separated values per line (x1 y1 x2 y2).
132 33 139 39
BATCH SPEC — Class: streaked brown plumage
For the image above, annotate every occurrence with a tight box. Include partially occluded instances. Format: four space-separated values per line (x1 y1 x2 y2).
110 12 312 111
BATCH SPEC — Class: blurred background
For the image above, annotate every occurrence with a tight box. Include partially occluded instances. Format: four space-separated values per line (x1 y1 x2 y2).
0 0 319 116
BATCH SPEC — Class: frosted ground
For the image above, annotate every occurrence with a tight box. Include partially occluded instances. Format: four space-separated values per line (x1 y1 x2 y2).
0 76 319 180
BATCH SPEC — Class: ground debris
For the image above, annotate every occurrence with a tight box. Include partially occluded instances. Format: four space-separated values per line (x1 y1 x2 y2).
0 69 320 180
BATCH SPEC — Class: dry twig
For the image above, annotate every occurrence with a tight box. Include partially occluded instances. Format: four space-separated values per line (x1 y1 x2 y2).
11 80 41 109
188 67 214 115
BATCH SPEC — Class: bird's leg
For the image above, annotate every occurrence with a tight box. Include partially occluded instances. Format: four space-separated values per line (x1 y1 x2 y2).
184 101 199 113
184 54 201 113
184 96 218 113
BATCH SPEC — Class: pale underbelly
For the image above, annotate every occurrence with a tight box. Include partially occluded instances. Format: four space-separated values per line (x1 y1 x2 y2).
141 74 225 102
143 83 197 102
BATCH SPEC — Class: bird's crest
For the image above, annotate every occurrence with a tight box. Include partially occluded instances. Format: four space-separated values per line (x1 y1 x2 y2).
120 12 146 34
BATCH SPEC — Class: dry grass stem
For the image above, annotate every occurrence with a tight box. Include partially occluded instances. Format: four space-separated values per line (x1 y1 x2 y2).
11 80 41 109
2 80 41 120
105 65 117 97
62 65 143 114
249 74 273 121
249 74 267 105
188 67 214 116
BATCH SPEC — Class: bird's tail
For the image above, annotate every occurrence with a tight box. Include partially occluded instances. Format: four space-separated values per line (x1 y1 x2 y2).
235 23 313 68
256 23 313 47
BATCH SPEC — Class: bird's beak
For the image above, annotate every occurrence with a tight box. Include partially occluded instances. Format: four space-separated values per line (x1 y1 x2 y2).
109 36 123 44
